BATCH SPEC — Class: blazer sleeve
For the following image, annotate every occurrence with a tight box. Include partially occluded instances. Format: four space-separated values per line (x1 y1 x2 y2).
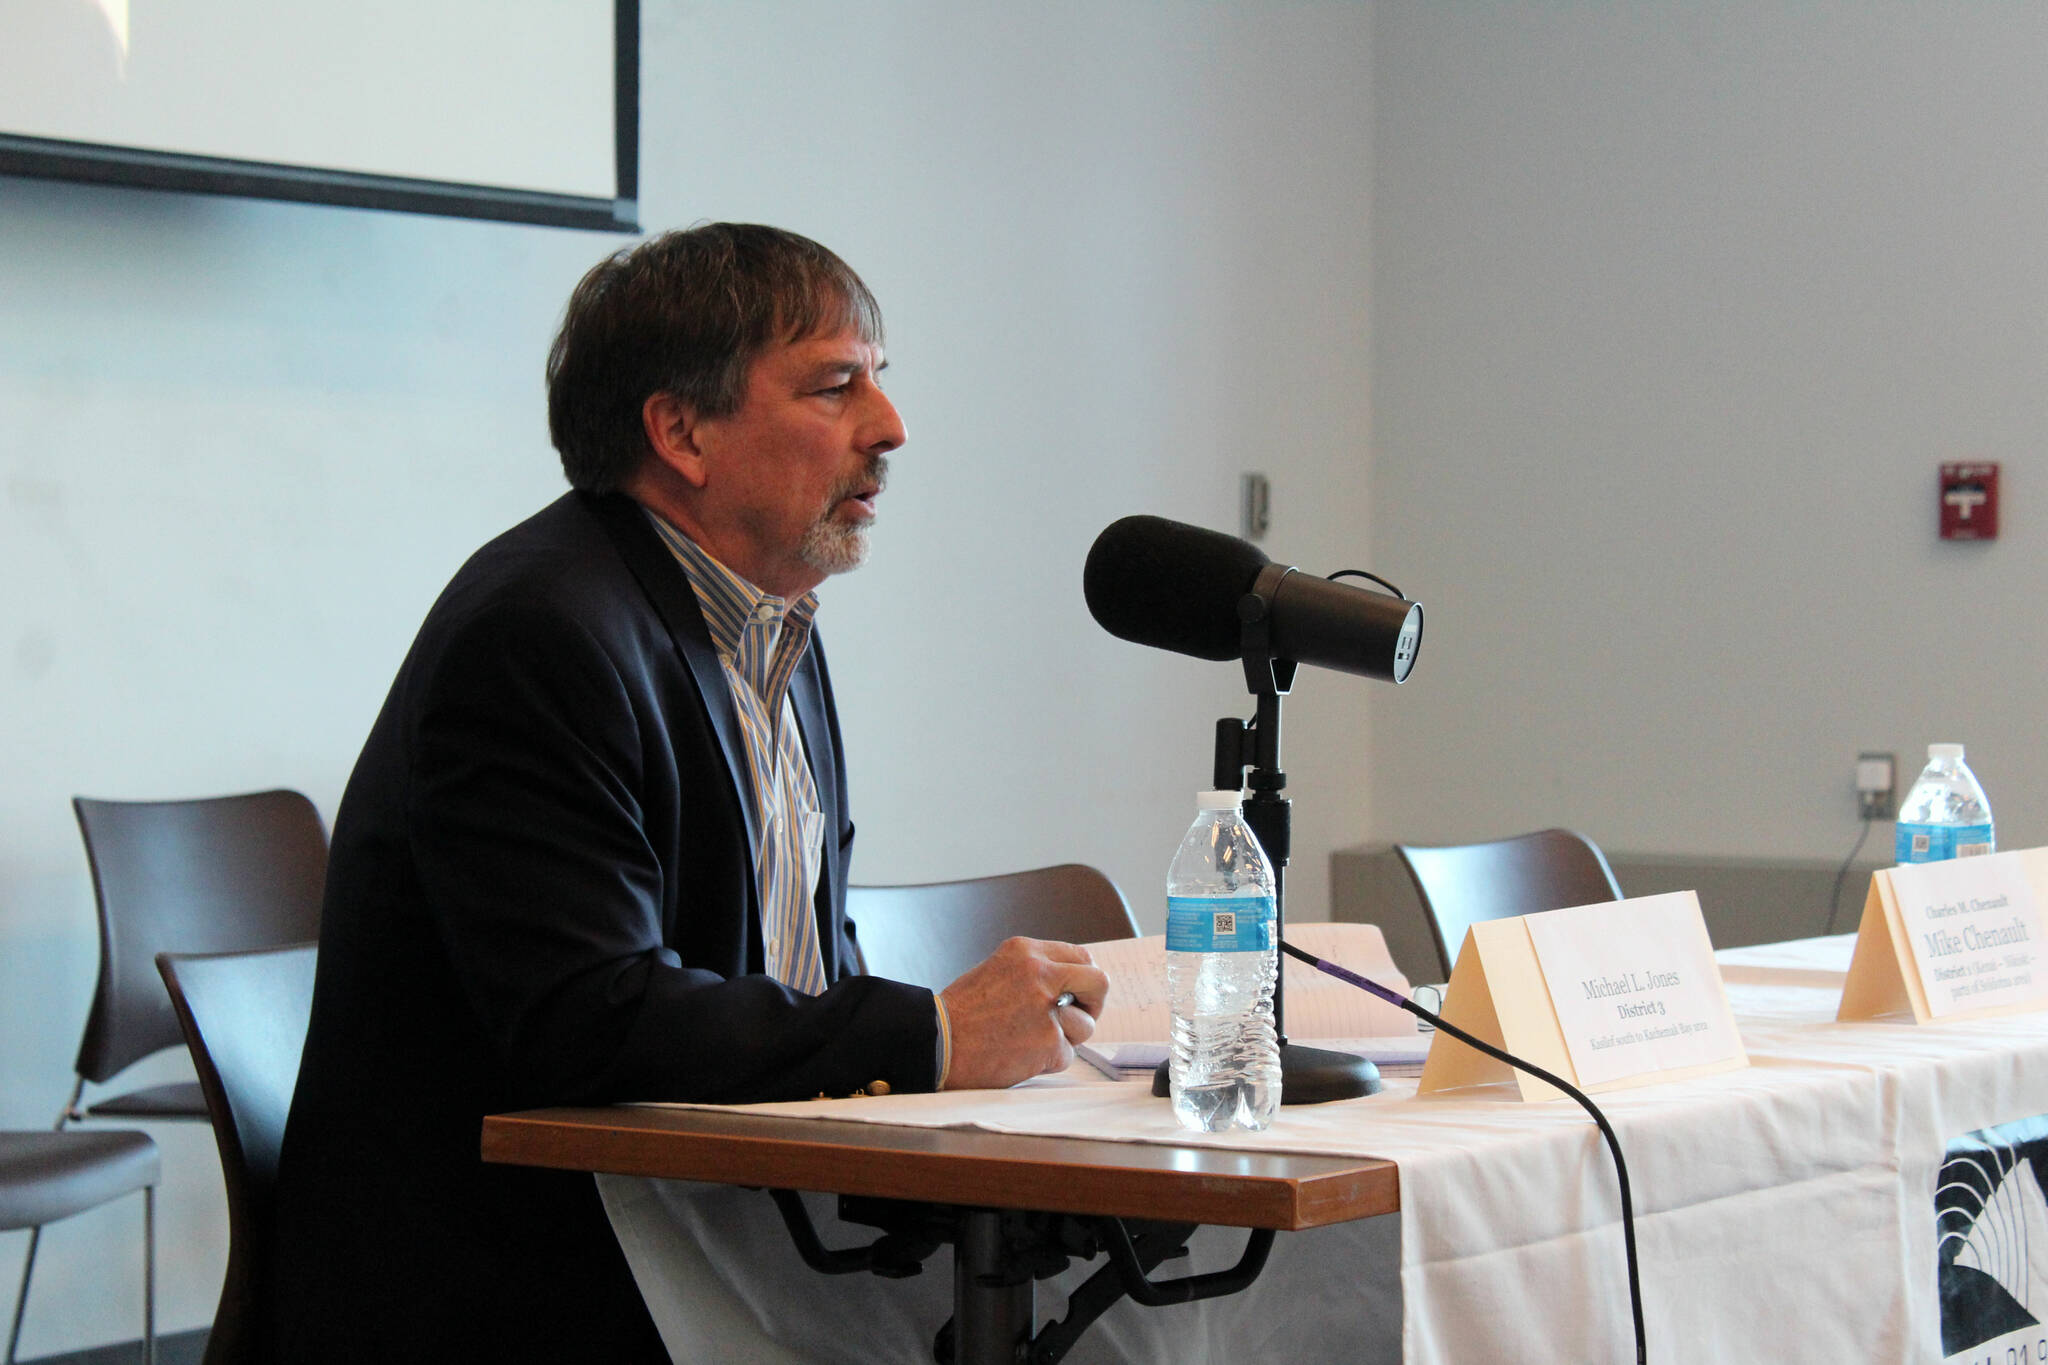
403 596 940 1106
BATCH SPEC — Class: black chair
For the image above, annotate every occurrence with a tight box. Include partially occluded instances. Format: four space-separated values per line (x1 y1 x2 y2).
155 943 317 1365
65 791 327 1125
14 792 325 1352
848 863 1138 990
2 1130 157 1364
1393 828 1624 979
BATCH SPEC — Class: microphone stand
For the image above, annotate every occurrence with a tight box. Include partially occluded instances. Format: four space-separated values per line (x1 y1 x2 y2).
1154 567 1382 1105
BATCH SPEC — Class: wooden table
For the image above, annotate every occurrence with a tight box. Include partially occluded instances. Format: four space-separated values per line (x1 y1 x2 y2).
483 1104 1400 1362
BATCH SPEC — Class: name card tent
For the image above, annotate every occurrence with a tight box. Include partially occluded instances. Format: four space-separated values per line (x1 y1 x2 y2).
1419 891 1749 1102
1839 847 2048 1024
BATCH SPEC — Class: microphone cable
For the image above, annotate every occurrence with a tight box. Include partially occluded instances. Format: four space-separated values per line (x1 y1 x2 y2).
1278 939 1647 1365
1824 814 1874 937
1325 568 1407 600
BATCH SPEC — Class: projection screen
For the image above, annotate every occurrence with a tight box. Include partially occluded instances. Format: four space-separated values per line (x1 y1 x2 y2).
0 0 638 231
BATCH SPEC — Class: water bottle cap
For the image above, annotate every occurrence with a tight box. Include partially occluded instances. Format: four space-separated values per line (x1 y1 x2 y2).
1929 743 1965 761
1196 789 1243 811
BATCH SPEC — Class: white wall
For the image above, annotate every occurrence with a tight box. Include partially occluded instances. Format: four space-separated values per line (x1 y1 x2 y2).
0 3 1375 1351
1367 4 2048 910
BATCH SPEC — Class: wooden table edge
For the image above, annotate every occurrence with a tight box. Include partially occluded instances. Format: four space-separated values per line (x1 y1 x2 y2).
483 1107 1400 1232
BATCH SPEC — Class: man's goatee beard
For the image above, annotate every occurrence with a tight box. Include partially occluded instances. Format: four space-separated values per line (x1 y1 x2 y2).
799 455 886 577
798 517 870 576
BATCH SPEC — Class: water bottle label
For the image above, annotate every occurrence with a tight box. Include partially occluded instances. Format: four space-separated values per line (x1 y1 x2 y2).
1166 894 1275 952
1895 822 1995 863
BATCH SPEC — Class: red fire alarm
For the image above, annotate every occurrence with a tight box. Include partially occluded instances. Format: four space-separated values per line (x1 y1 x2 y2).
1940 462 1999 540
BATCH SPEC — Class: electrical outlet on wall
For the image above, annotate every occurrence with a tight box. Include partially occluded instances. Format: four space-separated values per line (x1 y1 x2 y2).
1241 472 1271 541
1856 751 1896 821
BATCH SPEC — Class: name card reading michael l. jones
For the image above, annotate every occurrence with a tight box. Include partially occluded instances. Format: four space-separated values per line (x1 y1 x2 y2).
1524 892 1744 1090
1891 852 2048 1018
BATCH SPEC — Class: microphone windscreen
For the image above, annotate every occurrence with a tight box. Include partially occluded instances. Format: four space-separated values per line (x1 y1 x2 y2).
1083 515 1270 661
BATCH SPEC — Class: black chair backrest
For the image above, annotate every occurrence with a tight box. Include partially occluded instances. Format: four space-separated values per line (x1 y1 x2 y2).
1394 828 1623 979
156 942 317 1365
848 863 1138 990
73 791 327 1085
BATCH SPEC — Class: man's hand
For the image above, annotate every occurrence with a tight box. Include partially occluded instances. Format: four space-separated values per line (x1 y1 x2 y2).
937 937 1110 1090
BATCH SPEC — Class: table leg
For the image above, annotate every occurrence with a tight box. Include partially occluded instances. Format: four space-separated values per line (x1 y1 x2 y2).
953 1209 1033 1365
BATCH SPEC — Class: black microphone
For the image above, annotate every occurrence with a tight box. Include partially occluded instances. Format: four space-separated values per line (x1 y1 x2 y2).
1082 514 1422 683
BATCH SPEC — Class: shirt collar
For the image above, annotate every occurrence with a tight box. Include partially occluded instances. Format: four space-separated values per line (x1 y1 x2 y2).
641 508 819 672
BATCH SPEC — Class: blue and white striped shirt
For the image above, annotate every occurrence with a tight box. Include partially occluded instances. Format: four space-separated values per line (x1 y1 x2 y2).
646 512 829 996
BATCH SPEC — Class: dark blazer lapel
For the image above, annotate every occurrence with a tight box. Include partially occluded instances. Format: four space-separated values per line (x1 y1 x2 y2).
582 492 764 863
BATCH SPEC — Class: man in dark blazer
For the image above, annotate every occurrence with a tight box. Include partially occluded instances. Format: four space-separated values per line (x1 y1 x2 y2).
272 224 1108 1361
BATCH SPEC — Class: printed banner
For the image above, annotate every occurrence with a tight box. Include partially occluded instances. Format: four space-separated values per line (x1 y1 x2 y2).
1941 1114 2048 1363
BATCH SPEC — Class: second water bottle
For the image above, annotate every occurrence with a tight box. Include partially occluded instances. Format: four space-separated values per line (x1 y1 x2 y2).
1895 743 1995 864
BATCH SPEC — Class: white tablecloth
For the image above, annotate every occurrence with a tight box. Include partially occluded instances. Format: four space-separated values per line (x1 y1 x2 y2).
601 935 2048 1363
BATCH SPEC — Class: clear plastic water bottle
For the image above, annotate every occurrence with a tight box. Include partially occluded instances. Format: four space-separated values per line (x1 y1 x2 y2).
1895 743 1996 864
1166 790 1281 1132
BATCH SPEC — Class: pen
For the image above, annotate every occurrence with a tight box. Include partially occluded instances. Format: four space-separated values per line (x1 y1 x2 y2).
1054 991 1076 1010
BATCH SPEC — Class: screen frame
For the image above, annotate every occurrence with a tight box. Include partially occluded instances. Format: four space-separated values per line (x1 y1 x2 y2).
0 0 639 233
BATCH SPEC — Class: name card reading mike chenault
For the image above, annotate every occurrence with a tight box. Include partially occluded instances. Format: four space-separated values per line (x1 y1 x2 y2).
1838 847 2048 1024
1419 891 1747 1101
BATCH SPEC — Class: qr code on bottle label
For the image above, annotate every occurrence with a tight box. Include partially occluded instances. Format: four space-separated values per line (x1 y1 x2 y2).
1912 833 1931 854
1165 895 1275 951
